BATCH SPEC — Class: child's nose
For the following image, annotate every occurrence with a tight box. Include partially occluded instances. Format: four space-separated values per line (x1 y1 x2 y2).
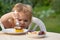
20 21 25 25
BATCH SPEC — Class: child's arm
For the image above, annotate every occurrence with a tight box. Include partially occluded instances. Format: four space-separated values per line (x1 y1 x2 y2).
0 13 14 28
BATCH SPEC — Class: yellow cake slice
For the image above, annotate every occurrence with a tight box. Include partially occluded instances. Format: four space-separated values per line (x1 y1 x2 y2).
15 29 24 32
14 27 24 32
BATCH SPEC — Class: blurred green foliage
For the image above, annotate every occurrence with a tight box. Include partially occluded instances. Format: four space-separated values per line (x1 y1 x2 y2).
51 0 60 14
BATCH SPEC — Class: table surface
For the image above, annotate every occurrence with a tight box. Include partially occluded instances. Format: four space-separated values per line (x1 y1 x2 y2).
0 31 60 40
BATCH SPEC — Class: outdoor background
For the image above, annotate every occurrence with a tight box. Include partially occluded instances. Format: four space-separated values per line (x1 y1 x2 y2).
0 0 60 33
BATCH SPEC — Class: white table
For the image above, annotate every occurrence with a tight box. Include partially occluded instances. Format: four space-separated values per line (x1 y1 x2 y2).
0 31 60 40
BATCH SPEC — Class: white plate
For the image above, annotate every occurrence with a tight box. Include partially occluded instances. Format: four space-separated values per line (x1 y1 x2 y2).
27 32 46 38
2 28 28 35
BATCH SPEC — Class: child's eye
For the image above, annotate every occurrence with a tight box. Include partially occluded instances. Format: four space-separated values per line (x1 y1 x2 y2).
18 19 21 21
24 20 28 22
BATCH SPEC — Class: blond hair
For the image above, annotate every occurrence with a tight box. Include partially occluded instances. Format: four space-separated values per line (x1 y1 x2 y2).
12 3 32 12
12 3 32 22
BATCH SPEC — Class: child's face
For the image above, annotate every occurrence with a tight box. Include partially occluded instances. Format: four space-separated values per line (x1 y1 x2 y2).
17 12 31 28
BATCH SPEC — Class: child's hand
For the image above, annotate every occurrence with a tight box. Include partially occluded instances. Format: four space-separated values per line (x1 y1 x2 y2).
12 12 19 20
12 12 20 27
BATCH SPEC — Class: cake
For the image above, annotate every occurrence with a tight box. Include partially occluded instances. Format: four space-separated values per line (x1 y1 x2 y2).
14 27 24 32
15 29 24 32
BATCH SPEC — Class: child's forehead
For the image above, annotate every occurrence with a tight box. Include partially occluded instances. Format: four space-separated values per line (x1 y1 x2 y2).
18 13 29 19
18 12 30 17
18 16 30 21
16 12 31 20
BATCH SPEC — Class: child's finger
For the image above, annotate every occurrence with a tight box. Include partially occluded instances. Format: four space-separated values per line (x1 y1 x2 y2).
12 12 18 19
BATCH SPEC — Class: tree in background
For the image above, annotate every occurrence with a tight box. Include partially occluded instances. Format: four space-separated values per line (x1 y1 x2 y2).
0 0 32 17
0 0 53 18
51 0 60 14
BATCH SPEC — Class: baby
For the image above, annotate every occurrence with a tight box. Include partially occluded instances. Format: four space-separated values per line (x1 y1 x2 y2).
0 3 32 30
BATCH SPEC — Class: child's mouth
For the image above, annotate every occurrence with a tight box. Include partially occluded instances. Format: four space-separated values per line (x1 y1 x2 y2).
20 26 25 28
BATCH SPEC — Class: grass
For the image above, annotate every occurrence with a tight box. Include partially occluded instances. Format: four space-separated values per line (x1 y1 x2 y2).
33 6 60 33
43 14 60 33
30 13 60 33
